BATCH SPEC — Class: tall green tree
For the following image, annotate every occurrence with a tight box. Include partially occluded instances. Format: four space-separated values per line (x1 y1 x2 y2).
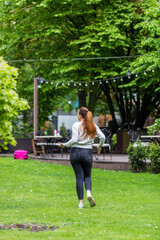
0 0 159 132
0 58 29 150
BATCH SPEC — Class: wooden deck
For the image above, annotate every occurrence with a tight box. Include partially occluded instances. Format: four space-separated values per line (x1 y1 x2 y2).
0 153 130 171
31 153 129 171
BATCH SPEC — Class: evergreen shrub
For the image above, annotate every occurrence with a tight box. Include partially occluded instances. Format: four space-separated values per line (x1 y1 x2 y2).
147 142 160 174
127 139 147 172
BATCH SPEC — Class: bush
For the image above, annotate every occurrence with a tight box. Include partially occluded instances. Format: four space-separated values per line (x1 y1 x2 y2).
111 133 117 151
127 140 147 172
147 142 160 174
47 121 54 136
147 118 160 135
60 122 67 138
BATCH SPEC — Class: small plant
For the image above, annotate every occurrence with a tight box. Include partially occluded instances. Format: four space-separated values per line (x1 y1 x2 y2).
47 121 54 136
147 118 160 135
111 134 117 151
147 142 160 174
127 139 147 172
60 122 67 138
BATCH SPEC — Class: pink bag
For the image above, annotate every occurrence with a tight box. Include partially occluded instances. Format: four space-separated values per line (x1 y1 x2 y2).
14 150 28 159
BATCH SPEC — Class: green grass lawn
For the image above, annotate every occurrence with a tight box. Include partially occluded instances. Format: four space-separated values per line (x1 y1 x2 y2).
0 157 159 240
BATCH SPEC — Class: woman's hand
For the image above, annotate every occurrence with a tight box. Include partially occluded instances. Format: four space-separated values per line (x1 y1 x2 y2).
97 145 101 155
59 142 65 148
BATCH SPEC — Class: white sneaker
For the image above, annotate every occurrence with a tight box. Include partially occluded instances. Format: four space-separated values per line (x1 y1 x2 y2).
78 202 84 209
87 194 96 207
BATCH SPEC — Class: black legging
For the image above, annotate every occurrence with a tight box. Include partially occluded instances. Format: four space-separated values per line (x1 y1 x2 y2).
70 147 93 200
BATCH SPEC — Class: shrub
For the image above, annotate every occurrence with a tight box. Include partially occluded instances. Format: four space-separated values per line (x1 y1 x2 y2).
60 122 67 138
147 118 160 135
47 121 54 136
127 139 147 172
111 134 117 151
147 142 160 174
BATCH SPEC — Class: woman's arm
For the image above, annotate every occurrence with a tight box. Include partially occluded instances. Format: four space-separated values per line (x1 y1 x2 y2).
96 125 105 147
63 123 79 147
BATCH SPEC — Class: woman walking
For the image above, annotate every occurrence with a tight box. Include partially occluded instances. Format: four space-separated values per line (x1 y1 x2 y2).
59 107 105 209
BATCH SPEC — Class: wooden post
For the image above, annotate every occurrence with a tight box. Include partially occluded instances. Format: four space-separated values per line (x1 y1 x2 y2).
33 77 38 138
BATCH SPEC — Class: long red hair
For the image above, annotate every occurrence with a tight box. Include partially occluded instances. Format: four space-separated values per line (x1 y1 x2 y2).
78 107 96 139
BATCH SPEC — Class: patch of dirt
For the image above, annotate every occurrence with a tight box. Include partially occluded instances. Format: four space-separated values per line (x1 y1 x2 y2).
0 223 58 232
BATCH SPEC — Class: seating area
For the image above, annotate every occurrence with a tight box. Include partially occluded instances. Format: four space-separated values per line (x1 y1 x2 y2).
32 127 113 161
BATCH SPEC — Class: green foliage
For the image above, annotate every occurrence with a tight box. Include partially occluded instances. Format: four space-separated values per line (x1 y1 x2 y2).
47 121 54 136
147 118 160 135
0 0 160 131
127 140 147 172
111 133 117 151
147 142 160 174
0 57 29 150
60 122 67 138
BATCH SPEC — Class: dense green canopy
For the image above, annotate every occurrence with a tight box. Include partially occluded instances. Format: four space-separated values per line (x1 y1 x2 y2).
0 0 159 132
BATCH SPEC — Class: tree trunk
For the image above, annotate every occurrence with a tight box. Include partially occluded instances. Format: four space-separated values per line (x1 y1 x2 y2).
102 82 118 133
78 89 86 108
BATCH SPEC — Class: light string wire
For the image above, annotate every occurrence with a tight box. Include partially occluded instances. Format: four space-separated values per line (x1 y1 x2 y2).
7 51 160 63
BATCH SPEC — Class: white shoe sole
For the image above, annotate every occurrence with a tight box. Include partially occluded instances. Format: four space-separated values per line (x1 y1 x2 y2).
87 196 96 207
78 204 84 209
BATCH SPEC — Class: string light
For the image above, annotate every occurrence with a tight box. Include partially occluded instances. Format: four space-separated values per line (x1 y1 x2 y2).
37 68 157 89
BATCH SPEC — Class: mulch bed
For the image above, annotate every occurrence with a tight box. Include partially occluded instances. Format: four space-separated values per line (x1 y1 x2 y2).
0 223 58 232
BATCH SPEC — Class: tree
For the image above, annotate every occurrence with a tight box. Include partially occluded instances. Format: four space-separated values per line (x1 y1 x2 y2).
0 0 159 133
0 57 29 150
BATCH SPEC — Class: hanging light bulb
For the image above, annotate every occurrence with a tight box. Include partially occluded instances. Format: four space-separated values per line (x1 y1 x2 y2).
92 82 95 85
62 82 64 86
113 79 116 82
85 83 88 87
99 81 102 84
127 69 131 79
38 78 45 85
79 83 81 86
68 83 70 86
152 69 154 72
74 83 76 86
135 73 138 77
120 78 123 81
51 82 53 84
144 71 146 75
106 80 108 83
46 81 48 84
